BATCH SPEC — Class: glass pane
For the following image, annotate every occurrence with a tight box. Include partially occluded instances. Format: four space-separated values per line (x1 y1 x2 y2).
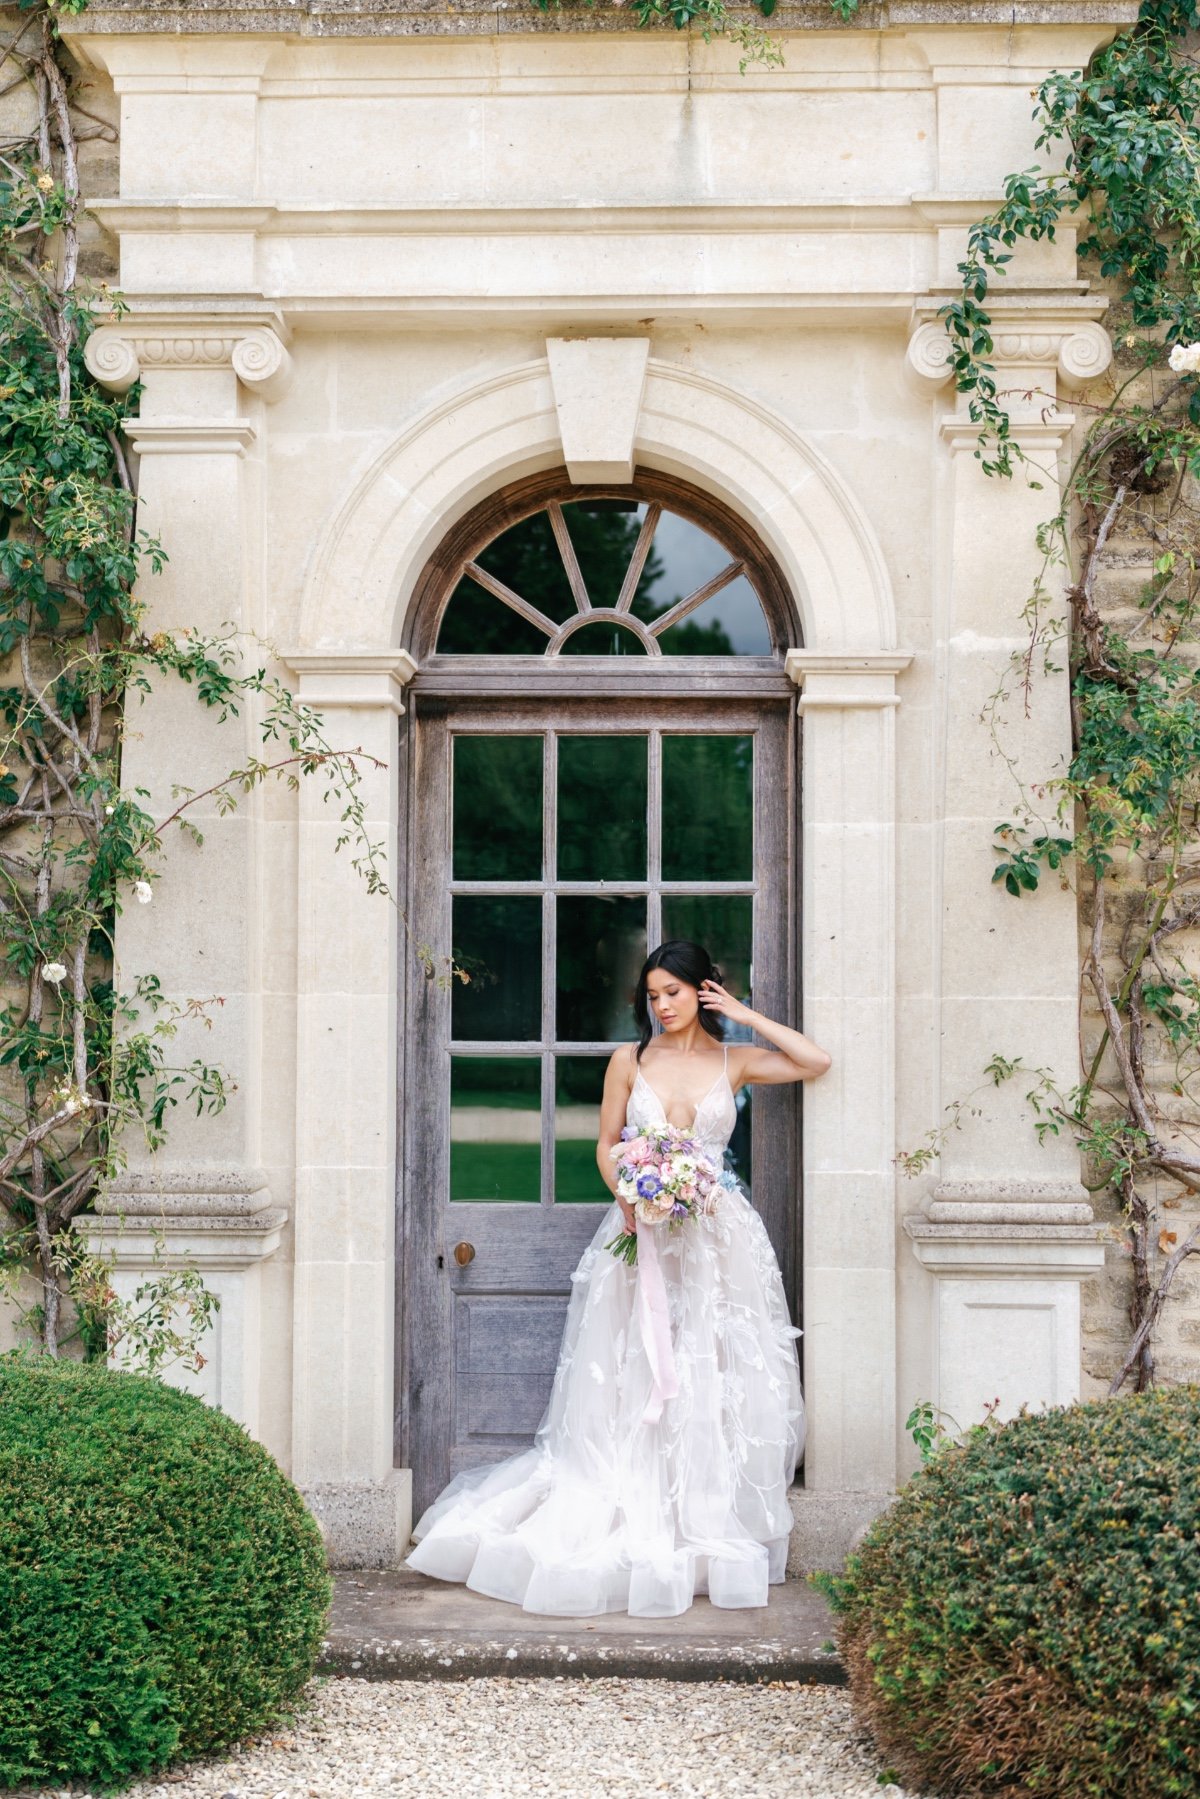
554 1056 609 1203
559 619 648 657
660 896 753 1042
476 513 578 627
453 736 542 881
662 735 753 881
557 896 646 1041
451 896 541 1041
559 500 645 611
657 575 771 657
629 508 731 625
436 572 551 655
451 1057 540 1202
557 736 648 881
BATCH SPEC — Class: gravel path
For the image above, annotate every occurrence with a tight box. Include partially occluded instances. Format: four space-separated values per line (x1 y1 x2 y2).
25 1676 917 1798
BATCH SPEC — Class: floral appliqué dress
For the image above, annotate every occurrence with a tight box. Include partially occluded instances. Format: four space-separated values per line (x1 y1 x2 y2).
406 1046 805 1617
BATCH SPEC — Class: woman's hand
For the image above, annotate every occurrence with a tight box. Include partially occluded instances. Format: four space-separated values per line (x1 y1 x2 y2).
618 1199 637 1235
698 978 757 1029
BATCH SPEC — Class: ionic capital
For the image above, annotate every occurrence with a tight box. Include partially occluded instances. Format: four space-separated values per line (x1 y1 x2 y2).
85 314 293 402
907 298 1112 392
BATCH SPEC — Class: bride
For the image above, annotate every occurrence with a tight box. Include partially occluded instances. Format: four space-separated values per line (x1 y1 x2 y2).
405 939 833 1618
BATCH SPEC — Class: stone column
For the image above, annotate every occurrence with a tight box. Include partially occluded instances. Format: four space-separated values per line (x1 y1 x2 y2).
903 306 1107 1436
785 650 912 1567
77 313 292 1442
281 651 417 1569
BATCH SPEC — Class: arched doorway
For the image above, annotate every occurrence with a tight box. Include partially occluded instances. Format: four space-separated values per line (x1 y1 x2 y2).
398 470 803 1512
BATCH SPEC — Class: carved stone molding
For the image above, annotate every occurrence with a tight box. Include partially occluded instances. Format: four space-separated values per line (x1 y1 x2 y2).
280 650 419 716
939 415 1075 455
926 1176 1095 1225
85 316 293 402
907 299 1113 393
785 648 914 709
95 1163 274 1218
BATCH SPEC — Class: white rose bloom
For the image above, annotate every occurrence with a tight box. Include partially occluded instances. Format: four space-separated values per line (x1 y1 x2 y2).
133 880 153 904
1168 342 1200 374
42 962 67 985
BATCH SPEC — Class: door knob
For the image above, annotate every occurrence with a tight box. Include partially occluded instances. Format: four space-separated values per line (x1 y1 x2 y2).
453 1241 476 1266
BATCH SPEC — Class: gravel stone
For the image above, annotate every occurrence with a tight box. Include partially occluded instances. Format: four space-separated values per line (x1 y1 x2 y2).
16 1676 925 1798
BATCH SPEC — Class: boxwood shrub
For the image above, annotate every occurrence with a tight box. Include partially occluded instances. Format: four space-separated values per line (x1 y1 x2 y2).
825 1386 1200 1799
0 1358 331 1790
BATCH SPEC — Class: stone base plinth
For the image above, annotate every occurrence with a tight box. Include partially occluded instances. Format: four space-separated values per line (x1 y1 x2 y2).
301 1469 414 1570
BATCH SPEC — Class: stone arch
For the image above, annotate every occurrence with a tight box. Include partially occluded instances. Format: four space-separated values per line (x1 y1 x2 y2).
299 357 897 655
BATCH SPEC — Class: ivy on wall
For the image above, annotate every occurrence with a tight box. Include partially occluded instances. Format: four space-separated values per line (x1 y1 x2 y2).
0 0 383 1364
919 0 1200 1391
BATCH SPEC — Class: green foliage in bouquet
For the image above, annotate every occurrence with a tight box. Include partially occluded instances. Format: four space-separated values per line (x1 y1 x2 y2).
823 1388 1200 1799
0 1359 331 1790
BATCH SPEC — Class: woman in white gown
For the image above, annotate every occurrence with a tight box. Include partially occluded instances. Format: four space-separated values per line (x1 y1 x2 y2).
406 940 833 1618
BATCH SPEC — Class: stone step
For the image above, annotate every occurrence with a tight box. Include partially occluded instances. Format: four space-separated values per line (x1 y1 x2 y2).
319 1569 843 1684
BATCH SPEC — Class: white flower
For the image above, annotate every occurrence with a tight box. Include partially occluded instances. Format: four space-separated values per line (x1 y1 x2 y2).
42 962 67 985
104 804 114 816
133 880 152 904
1168 342 1200 374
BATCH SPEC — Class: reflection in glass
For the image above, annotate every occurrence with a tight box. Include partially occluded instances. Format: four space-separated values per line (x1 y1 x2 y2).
559 620 648 656
630 509 731 621
554 1056 609 1203
559 501 644 611
662 735 753 881
436 573 550 656
557 896 646 1041
657 575 771 657
453 736 542 881
661 896 753 1039
450 1057 540 1202
558 736 648 882
451 897 541 1041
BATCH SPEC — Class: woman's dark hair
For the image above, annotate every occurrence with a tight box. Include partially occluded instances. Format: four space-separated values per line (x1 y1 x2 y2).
633 940 726 1060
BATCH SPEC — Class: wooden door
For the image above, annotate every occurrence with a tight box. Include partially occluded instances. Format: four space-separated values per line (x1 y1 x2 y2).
401 695 797 1514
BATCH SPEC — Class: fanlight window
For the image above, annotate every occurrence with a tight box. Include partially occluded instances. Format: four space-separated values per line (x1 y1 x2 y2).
436 500 773 657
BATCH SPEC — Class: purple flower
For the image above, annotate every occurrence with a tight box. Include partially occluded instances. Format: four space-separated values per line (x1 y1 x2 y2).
636 1172 662 1199
671 1202 689 1218
619 1125 636 1141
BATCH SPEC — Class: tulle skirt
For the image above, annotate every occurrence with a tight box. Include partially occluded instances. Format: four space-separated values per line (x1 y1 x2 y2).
406 1189 804 1618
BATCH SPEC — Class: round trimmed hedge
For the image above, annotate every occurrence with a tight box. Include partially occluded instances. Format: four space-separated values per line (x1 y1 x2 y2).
0 1359 331 1790
827 1386 1200 1799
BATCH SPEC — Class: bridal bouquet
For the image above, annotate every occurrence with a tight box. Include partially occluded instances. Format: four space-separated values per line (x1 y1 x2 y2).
605 1123 733 1266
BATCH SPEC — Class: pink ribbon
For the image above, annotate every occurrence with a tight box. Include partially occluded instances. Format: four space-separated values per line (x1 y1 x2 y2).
636 1223 679 1424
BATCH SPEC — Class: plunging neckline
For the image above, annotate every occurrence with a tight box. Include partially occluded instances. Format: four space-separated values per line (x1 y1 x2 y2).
633 1059 731 1133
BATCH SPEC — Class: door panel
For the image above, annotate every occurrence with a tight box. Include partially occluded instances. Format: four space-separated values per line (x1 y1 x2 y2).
404 697 796 1514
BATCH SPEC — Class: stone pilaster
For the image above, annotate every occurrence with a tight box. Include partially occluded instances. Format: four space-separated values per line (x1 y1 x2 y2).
280 650 418 1568
785 649 912 1551
80 311 292 1441
902 304 1107 1434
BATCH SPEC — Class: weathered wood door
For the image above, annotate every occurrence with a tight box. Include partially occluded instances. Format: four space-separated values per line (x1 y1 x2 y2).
397 479 801 1514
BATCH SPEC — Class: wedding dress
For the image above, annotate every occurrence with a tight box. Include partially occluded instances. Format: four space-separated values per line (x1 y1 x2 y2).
405 1044 805 1617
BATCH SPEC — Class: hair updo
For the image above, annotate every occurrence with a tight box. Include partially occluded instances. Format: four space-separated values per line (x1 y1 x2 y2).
632 940 725 1061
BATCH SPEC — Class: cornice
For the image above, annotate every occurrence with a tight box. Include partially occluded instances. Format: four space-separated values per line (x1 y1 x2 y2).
61 0 1140 37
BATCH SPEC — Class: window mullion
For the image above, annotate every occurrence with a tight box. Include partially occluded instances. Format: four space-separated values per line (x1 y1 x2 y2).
542 731 557 1207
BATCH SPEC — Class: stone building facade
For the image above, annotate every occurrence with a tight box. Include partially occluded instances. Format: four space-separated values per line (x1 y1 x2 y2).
27 0 1149 1565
